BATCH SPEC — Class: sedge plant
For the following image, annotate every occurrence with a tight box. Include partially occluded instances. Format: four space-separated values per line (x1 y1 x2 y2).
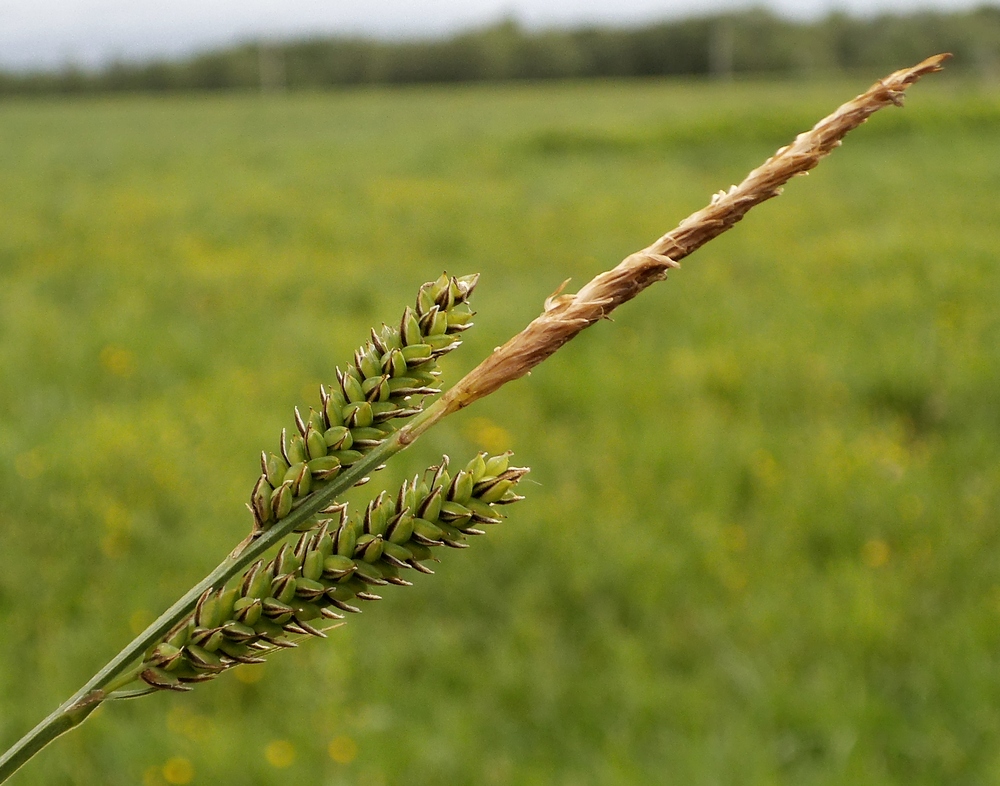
0 53 949 782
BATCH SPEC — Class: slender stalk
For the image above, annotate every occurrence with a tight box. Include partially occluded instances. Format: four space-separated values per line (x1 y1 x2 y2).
431 54 950 412
0 53 947 784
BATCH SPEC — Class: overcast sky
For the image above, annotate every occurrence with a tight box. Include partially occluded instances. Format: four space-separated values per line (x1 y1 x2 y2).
0 0 991 70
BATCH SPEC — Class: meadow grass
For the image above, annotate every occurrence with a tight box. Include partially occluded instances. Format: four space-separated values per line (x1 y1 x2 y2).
1 74 999 785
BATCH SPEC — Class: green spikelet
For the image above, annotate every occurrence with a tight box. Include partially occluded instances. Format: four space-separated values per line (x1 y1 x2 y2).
139 452 528 691
247 273 480 536
134 273 529 693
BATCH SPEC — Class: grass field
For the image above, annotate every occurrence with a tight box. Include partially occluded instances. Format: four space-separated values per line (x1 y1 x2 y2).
1 71 999 785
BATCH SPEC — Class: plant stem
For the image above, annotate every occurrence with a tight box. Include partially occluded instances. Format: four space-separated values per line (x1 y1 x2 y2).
0 53 948 784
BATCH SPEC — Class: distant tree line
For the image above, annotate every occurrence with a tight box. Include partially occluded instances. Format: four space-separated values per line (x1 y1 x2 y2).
2 8 999 95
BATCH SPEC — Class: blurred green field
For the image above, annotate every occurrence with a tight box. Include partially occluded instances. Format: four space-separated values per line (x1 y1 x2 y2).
1 72 999 786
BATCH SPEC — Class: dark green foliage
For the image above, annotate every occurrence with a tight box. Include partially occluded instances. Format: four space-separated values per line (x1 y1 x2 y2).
2 9 1000 95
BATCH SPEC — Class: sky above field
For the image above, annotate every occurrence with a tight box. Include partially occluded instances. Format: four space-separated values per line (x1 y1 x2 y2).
1 0 991 70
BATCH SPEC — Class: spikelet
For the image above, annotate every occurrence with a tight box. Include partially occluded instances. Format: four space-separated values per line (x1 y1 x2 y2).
249 273 480 537
140 452 527 691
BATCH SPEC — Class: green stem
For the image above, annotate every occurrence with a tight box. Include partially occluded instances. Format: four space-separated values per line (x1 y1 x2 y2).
0 702 101 783
0 400 448 784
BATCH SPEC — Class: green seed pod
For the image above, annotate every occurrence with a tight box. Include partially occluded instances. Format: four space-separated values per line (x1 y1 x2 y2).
324 388 346 428
326 583 360 610
449 275 469 306
422 307 449 337
411 517 444 545
429 459 450 489
270 481 293 519
251 476 273 525
282 461 306 484
330 449 364 466
199 629 226 653
449 470 474 505
350 427 385 447
276 543 301 575
428 273 451 306
240 561 268 599
405 542 434 562
301 549 324 582
341 373 366 404
382 348 409 377
417 486 443 521
324 425 353 450
439 500 473 526
358 350 381 380
381 540 414 564
386 512 414 545
378 323 402 352
261 606 294 628
167 622 193 649
294 577 327 601
387 376 426 395
400 307 423 346
215 588 239 623
466 498 503 524
407 368 440 385
333 522 358 558
306 425 327 460
416 304 437 332
370 401 399 423
484 452 511 477
233 597 263 626
364 502 389 537
271 573 298 604
291 602 324 624
315 529 334 559
425 333 460 352
466 453 488 483
216 642 262 664
343 401 374 429
221 620 258 643
400 343 433 364
293 531 314 563
437 526 469 549
354 534 384 563
149 642 183 668
184 644 224 671
141 666 187 691
352 559 388 584
308 455 341 481
416 283 436 315
446 302 474 329
379 562 410 586
288 434 308 466
368 376 392 402
289 461 312 497
252 617 286 642
264 453 289 487
479 479 514 504
323 554 357 580
399 479 418 512
307 407 326 432
372 329 390 354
